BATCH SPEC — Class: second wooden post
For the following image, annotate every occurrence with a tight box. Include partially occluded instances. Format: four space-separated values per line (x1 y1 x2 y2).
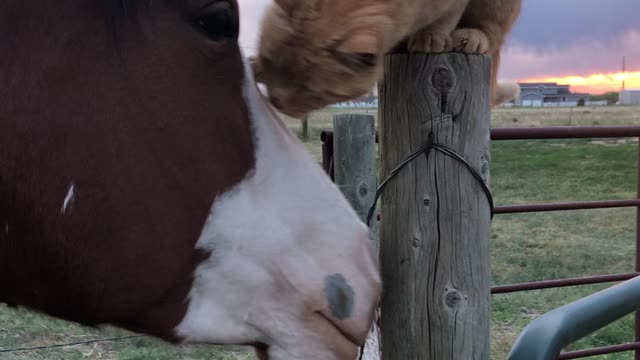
333 113 381 360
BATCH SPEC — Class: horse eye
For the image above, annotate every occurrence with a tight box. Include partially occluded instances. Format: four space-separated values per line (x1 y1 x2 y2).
195 1 238 40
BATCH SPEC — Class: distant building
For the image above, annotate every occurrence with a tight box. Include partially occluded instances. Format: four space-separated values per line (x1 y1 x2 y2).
619 90 640 105
332 95 378 108
515 82 592 107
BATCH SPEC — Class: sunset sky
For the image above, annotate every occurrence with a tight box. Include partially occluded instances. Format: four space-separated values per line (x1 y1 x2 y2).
237 0 640 95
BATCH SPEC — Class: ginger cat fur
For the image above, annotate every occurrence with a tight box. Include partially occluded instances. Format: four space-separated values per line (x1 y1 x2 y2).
251 0 522 118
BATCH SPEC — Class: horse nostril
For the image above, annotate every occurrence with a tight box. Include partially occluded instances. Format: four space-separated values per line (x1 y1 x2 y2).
324 274 355 321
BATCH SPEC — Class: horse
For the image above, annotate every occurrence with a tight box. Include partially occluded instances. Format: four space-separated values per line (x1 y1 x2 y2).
0 1 382 359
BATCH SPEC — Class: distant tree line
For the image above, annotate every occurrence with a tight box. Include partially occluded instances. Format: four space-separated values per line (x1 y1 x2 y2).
590 92 620 105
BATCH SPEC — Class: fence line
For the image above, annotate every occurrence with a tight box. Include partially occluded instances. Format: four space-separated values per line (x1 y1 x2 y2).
321 124 640 359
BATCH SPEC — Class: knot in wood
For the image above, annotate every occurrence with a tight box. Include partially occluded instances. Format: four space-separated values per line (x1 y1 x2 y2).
480 153 490 182
358 183 369 198
445 289 463 309
431 66 453 93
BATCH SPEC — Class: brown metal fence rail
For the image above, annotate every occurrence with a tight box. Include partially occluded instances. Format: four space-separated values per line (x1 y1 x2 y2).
320 125 640 359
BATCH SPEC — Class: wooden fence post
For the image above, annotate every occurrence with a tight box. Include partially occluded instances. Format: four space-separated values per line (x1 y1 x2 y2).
379 53 492 359
333 113 379 254
333 113 381 359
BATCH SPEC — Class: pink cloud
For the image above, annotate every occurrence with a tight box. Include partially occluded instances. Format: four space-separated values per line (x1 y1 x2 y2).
499 29 640 82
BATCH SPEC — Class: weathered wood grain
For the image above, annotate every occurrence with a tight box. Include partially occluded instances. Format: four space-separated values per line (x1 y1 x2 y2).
333 113 381 360
378 53 492 360
333 113 379 254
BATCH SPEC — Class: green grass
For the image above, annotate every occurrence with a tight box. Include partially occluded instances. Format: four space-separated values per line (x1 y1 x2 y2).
490 139 637 359
0 305 252 360
2 105 639 359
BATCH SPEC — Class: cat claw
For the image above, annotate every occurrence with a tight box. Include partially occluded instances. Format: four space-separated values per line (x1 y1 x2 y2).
407 31 453 53
451 28 490 54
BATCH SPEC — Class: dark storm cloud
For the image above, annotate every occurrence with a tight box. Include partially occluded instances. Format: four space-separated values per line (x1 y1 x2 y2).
499 0 640 82
507 0 640 50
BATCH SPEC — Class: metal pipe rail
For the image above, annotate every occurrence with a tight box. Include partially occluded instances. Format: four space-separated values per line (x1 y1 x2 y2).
507 276 640 360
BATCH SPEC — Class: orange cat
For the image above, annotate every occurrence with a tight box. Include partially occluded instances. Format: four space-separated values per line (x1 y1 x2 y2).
251 0 522 118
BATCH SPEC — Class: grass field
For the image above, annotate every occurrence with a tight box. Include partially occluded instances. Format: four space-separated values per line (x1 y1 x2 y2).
1 105 639 359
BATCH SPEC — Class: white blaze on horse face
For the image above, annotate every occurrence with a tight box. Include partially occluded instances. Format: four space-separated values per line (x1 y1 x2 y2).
174 55 381 359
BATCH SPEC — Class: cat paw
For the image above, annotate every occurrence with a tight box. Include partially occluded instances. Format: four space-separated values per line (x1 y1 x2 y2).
407 31 452 53
451 28 490 54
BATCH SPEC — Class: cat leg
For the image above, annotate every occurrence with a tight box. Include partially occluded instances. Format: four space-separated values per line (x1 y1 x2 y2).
452 0 522 54
407 3 468 53
451 28 490 54
407 30 452 53
452 0 523 106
